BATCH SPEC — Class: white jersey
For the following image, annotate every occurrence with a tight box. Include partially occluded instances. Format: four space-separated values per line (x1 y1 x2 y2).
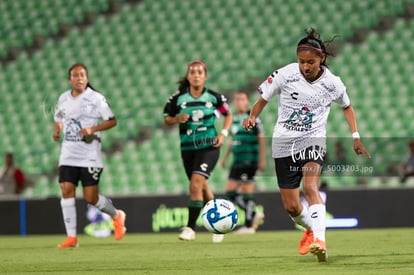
54 87 115 168
258 63 350 158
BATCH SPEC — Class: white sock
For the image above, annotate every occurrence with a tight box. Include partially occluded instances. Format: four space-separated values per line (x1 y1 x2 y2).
61 198 77 237
290 205 311 230
94 194 117 218
309 204 326 242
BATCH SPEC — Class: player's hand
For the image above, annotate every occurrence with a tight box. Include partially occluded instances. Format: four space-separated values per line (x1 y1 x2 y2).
242 117 255 130
220 159 226 168
213 134 225 148
80 127 94 136
53 130 60 141
353 140 371 158
258 160 266 172
176 114 190 124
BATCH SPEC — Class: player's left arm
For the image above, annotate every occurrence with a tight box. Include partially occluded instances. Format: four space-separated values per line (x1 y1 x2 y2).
81 117 117 136
343 104 371 158
214 111 233 148
81 96 117 135
257 133 266 171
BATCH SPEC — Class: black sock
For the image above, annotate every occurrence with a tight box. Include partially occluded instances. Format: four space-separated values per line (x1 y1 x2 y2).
243 195 256 228
187 200 203 230
226 191 246 210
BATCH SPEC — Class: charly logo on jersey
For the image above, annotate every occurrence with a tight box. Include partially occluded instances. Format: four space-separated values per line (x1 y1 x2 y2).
284 107 313 131
64 119 83 141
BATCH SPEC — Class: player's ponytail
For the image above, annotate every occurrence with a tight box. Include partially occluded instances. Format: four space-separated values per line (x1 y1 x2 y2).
297 28 341 66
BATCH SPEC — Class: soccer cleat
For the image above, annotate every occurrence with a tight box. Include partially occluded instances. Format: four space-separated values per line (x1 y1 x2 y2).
298 230 314 255
212 234 224 243
234 226 256 234
252 212 265 230
113 210 126 240
178 227 196 241
57 236 78 248
309 238 328 262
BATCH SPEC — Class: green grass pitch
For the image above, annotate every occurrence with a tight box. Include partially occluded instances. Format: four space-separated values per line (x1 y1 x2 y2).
0 228 413 274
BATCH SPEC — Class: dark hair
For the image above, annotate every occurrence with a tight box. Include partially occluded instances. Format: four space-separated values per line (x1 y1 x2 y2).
235 91 249 99
177 60 208 91
68 63 96 91
296 28 340 66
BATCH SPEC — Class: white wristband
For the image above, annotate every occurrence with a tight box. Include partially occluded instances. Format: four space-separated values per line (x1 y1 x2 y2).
221 129 229 137
352 132 360 140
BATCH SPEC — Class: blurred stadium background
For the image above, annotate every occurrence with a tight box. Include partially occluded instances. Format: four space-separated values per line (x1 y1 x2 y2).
0 0 413 198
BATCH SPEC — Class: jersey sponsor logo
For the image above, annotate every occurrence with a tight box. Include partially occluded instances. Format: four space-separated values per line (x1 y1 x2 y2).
191 110 204 122
284 107 313 132
64 119 83 141
286 74 300 83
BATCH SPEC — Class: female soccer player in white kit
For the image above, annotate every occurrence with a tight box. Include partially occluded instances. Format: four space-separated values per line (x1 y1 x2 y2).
243 28 370 262
53 63 126 248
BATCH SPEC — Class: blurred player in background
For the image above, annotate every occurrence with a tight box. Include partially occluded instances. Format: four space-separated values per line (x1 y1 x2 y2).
243 28 370 262
221 91 266 234
0 152 25 195
164 60 232 242
400 139 414 183
53 63 126 248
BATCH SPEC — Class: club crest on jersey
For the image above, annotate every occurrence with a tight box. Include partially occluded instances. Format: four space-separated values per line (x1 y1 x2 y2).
205 100 213 108
284 107 313 131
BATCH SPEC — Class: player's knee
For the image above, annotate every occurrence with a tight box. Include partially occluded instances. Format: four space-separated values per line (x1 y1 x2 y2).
84 195 98 205
283 203 301 217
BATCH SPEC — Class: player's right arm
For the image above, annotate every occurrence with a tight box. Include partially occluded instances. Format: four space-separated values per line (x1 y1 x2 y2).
163 91 190 126
53 122 63 141
164 114 190 126
243 97 268 130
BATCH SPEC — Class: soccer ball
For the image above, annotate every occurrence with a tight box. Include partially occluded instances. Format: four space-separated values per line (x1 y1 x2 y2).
201 198 238 234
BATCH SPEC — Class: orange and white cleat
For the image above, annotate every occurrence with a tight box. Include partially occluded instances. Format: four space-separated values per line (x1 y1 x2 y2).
298 230 314 255
57 236 78 248
113 210 126 240
309 238 328 262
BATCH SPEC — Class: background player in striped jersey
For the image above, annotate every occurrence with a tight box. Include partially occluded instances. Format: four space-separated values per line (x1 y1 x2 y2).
53 63 126 248
243 28 370 262
163 60 233 242
221 91 266 234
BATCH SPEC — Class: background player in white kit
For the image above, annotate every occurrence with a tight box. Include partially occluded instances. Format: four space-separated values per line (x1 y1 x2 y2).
243 28 370 262
53 63 126 248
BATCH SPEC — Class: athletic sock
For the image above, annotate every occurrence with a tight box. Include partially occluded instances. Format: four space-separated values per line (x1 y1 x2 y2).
309 204 326 241
290 204 312 230
94 194 117 218
60 198 77 237
243 194 256 228
187 200 203 230
226 191 246 209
